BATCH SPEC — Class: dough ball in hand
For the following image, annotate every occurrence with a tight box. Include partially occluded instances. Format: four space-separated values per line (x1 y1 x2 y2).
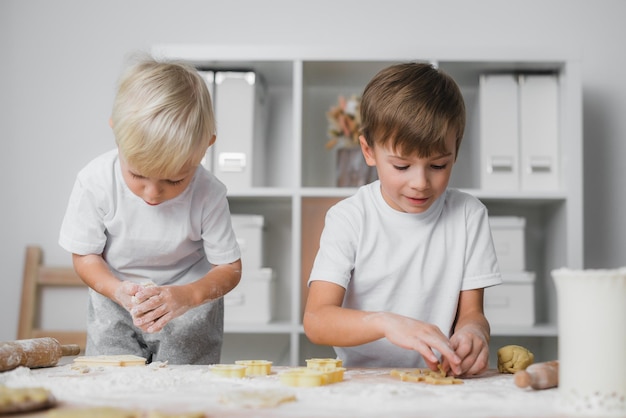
497 345 534 373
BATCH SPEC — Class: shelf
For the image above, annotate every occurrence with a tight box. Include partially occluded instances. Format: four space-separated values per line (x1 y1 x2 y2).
224 321 296 334
226 188 296 198
154 44 582 366
491 324 558 337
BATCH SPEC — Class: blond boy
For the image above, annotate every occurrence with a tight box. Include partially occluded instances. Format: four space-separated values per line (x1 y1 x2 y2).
60 58 242 364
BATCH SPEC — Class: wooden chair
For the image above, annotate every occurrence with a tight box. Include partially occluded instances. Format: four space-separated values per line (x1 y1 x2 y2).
18 245 87 351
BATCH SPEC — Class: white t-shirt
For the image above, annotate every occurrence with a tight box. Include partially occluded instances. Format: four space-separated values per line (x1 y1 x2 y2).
308 181 502 368
59 149 241 285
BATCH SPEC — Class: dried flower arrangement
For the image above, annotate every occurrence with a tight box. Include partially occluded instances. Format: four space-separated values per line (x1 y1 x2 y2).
325 95 361 149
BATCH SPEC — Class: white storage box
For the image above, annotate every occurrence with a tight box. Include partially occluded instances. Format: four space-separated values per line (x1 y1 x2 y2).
489 216 526 272
197 70 215 173
212 71 267 191
480 74 520 191
484 271 535 326
224 268 274 324
519 74 560 191
231 214 264 272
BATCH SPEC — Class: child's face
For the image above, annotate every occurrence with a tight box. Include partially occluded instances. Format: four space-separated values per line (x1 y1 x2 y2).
119 156 196 206
360 132 456 214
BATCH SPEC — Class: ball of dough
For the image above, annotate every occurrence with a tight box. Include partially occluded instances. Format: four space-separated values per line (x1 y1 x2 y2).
497 345 534 373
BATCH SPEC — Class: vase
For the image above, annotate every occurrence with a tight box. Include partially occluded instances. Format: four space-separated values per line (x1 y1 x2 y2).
335 146 377 187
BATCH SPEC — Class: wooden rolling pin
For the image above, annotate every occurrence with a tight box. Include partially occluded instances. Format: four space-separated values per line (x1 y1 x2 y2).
0 337 81 372
514 360 559 390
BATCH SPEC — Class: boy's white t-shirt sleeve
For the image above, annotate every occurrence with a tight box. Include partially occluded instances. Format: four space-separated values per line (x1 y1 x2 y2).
460 200 502 291
59 162 110 256
308 202 358 289
199 178 241 266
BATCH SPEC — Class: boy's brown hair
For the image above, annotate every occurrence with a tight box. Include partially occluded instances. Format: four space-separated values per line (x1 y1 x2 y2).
360 62 465 159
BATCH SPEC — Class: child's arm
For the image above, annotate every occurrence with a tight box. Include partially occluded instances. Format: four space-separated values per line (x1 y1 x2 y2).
304 280 462 374
130 259 242 333
72 253 141 311
445 288 490 376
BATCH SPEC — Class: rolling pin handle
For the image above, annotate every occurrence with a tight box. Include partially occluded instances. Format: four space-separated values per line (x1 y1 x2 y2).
61 344 81 356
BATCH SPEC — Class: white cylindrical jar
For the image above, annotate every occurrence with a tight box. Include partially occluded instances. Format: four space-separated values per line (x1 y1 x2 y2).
552 267 626 416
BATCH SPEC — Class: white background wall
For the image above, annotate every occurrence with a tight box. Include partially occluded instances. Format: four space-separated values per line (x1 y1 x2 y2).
1 0 624 343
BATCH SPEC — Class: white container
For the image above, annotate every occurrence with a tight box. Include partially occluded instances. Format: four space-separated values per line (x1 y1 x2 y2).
484 271 535 326
231 214 264 272
197 70 215 173
212 71 267 191
480 74 520 191
224 268 274 324
520 74 559 191
489 216 526 272
552 268 626 416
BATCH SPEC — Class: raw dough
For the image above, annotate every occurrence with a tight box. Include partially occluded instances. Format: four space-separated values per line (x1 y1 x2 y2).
132 281 157 304
0 384 55 414
73 355 147 367
497 345 534 373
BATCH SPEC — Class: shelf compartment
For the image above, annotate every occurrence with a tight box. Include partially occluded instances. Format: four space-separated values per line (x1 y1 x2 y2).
228 196 293 323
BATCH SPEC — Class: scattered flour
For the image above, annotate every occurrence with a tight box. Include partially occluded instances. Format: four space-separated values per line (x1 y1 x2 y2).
0 365 565 417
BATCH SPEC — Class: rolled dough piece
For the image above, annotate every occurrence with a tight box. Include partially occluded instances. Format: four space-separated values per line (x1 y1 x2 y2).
72 354 147 367
497 345 535 373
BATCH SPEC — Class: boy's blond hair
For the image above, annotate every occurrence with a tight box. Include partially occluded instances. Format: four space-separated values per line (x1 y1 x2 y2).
360 62 465 159
111 57 215 178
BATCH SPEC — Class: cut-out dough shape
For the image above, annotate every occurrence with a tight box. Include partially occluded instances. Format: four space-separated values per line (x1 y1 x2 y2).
209 364 247 378
279 366 345 387
305 358 343 370
390 368 464 385
235 360 273 376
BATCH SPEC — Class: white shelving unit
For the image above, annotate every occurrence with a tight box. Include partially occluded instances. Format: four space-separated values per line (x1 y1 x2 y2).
153 45 583 366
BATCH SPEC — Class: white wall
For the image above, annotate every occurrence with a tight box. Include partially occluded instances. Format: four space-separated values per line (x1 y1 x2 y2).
1 0 625 342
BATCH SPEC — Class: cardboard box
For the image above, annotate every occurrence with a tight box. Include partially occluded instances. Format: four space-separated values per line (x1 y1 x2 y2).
484 271 535 327
231 214 264 272
224 268 274 324
489 216 526 272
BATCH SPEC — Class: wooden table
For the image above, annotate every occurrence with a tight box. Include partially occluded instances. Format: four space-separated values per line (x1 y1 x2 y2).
0 363 570 417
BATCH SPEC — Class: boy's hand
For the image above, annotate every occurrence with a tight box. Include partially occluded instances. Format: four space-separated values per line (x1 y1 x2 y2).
445 325 489 376
130 285 194 333
113 281 142 311
380 313 463 375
